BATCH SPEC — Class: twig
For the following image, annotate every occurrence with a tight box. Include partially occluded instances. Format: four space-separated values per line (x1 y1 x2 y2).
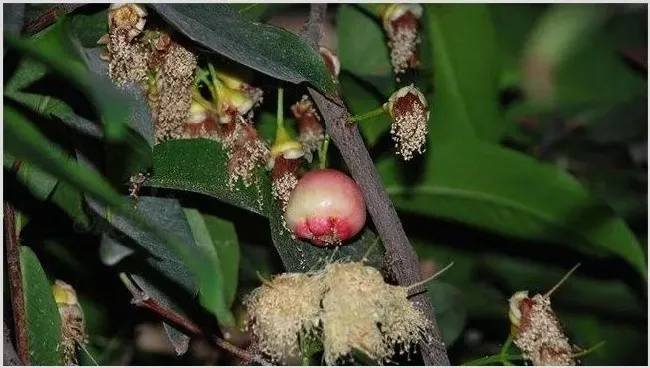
300 4 450 365
3 321 21 366
298 3 327 50
4 202 29 365
119 274 270 366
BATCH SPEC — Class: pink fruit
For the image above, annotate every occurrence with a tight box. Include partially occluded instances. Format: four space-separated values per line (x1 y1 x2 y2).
284 169 366 246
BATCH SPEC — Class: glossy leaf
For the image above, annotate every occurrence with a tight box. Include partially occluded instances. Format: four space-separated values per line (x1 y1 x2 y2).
337 5 392 76
150 4 336 94
378 140 646 277
183 208 238 325
147 139 266 216
5 22 131 140
4 104 228 322
424 4 503 142
19 246 62 365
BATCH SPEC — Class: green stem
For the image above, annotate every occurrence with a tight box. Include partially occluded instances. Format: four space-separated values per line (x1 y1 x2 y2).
461 354 523 366
274 87 291 143
319 134 330 169
349 106 386 123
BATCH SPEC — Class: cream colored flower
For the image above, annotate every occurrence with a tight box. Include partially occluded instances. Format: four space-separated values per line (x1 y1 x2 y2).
384 84 429 160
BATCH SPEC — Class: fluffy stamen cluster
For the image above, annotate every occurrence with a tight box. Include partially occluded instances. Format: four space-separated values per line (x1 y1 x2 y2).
101 5 197 143
291 95 324 162
384 84 429 160
52 280 87 365
381 4 423 77
244 273 325 363
244 261 432 365
509 291 575 366
220 120 270 189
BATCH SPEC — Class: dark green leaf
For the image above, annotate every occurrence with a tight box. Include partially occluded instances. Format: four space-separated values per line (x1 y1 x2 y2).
150 4 336 94
3 4 25 36
65 6 108 48
427 281 467 346
183 208 238 325
50 180 91 229
5 22 131 140
6 160 59 201
337 5 392 77
378 140 646 277
229 3 270 22
4 104 228 322
424 4 504 142
19 246 62 365
147 139 266 216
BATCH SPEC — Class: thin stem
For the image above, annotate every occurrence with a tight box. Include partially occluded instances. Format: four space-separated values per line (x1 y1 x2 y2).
407 262 454 294
276 87 284 130
319 134 330 169
4 201 29 365
119 273 270 365
499 335 514 365
349 106 386 123
572 341 606 359
78 342 99 366
461 353 524 366
544 263 581 298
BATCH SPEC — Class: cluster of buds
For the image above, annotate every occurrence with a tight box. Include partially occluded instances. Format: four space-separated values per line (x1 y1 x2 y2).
378 4 423 77
508 265 581 366
52 280 87 365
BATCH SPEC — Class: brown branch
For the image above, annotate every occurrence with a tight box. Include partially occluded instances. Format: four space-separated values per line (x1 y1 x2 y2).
4 202 29 365
298 4 327 50
299 4 450 365
3 321 21 366
120 275 270 365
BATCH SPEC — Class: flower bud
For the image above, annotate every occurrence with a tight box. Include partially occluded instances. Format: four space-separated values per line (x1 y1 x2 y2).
384 84 429 160
381 4 423 76
213 71 264 125
319 46 341 79
284 169 366 246
53 280 87 365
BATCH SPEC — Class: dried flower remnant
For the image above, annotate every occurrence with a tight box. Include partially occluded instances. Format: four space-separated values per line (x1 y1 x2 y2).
508 264 581 366
380 4 423 76
128 171 150 206
291 95 324 162
223 120 270 189
108 3 147 42
244 273 325 364
270 156 301 211
319 46 341 80
384 84 429 160
53 280 87 365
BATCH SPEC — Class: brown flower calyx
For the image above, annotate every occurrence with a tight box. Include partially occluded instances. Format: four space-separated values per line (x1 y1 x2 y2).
222 119 270 189
384 84 429 160
244 261 433 365
509 291 575 366
291 95 324 163
53 280 87 365
381 4 423 77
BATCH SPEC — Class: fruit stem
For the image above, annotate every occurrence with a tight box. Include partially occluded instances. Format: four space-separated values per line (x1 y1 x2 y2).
349 105 387 123
406 262 454 293
273 87 291 143
319 134 330 169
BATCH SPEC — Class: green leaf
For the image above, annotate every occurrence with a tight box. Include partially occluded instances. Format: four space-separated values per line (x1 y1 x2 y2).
49 180 91 230
65 6 108 48
427 281 467 346
150 4 336 94
19 246 62 365
337 5 392 77
147 139 266 216
4 104 227 322
378 140 646 277
229 3 270 21
6 160 59 201
5 22 131 140
183 208 239 325
424 4 503 142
